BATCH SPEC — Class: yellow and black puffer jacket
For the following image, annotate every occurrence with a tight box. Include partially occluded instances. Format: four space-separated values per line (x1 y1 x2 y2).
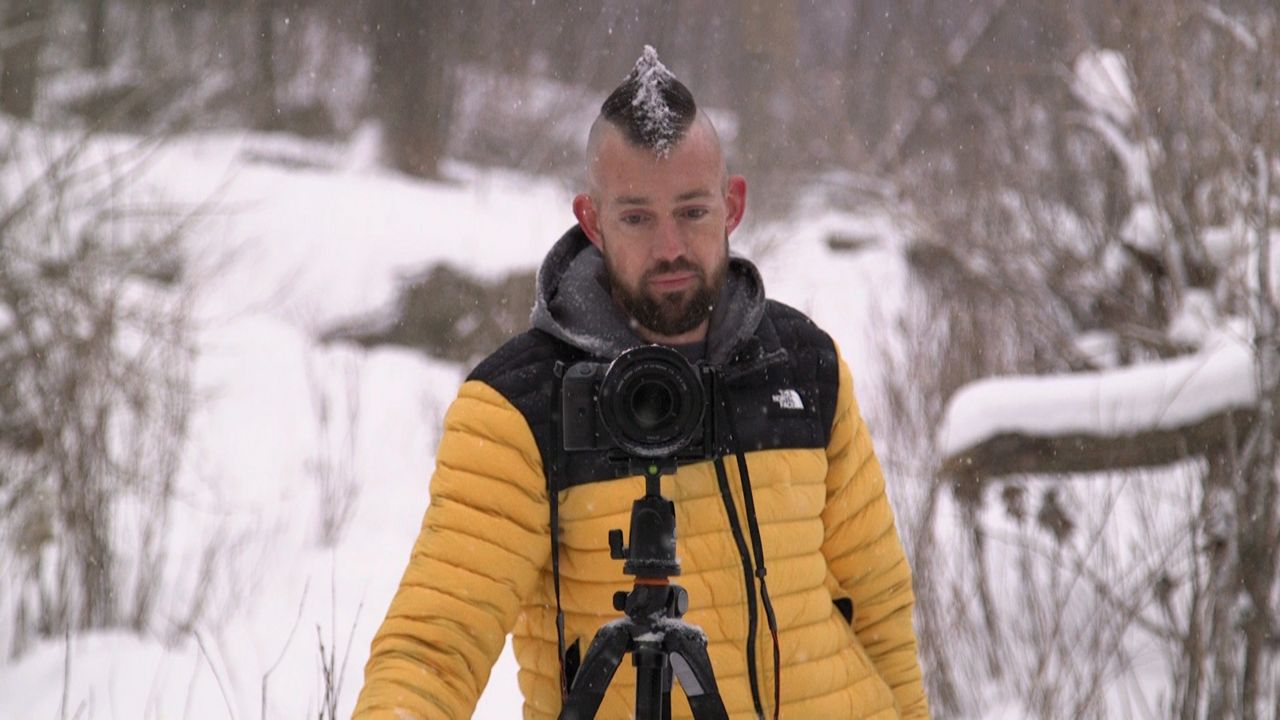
354 228 929 719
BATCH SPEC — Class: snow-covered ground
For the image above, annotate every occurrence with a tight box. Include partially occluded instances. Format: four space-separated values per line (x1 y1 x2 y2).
0 129 909 718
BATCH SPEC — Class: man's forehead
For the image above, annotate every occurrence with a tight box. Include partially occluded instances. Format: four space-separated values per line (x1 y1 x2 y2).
614 187 715 206
592 117 717 158
588 121 724 200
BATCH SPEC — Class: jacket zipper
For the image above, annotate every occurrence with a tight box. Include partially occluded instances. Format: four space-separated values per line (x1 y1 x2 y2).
713 455 765 719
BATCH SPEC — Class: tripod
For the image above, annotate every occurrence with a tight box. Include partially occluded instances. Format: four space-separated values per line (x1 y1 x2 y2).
558 461 729 720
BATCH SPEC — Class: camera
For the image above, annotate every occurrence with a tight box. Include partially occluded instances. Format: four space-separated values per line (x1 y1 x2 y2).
561 345 716 460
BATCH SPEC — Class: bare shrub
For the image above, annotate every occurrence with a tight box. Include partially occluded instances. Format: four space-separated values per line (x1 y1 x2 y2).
316 570 361 720
891 2 1280 716
0 120 193 655
306 352 361 548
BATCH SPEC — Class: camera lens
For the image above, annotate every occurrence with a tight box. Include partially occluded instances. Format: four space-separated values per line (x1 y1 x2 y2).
629 380 676 430
599 346 705 458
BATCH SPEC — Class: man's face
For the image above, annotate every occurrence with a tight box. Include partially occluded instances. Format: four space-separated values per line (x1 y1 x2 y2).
573 120 747 344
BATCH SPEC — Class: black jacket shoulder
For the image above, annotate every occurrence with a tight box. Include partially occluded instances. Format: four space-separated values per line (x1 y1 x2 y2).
758 300 840 439
466 330 581 481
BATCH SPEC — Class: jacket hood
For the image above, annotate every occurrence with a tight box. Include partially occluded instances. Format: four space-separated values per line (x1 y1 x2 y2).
530 225 766 366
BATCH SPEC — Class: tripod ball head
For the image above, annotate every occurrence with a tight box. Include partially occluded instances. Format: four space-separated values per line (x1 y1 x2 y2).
620 494 680 578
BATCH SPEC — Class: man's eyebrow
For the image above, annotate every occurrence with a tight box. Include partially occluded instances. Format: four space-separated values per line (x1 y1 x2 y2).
675 189 714 202
613 189 713 206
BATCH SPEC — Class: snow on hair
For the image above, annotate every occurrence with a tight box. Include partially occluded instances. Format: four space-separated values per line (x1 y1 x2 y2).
601 45 697 156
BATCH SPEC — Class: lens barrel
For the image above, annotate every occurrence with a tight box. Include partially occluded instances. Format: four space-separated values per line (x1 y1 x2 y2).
598 346 705 458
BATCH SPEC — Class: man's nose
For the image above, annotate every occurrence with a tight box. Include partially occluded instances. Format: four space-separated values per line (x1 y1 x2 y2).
652 219 686 261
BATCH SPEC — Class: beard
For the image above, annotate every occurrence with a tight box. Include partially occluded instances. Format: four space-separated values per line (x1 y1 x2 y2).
602 238 728 338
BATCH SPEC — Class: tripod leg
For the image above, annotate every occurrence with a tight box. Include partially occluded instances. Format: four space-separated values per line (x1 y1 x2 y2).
559 621 631 720
662 661 673 720
664 626 730 720
634 642 667 719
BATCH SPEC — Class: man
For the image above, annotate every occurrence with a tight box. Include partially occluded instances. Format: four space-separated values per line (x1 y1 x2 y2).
354 48 929 719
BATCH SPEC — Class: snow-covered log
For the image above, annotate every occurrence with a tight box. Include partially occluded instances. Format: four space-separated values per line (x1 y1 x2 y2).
939 331 1257 479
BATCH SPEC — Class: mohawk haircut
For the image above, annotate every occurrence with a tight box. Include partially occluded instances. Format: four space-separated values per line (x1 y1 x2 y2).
599 46 697 156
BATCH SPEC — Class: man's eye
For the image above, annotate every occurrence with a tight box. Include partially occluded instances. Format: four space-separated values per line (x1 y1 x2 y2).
683 208 709 220
621 214 648 226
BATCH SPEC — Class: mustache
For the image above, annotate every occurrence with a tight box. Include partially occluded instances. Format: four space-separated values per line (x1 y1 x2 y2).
643 259 703 281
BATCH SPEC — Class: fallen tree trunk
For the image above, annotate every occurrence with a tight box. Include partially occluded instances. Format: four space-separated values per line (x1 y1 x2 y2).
941 408 1257 479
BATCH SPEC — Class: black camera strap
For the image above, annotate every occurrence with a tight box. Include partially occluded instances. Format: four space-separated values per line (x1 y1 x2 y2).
549 363 571 702
714 371 782 720
733 451 781 720
711 454 766 719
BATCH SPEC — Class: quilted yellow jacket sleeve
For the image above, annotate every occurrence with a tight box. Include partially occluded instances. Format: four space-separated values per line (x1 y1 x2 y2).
821 351 930 718
353 380 550 719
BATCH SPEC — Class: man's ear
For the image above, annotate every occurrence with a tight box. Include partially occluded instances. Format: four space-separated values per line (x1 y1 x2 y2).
725 175 747 235
573 193 604 250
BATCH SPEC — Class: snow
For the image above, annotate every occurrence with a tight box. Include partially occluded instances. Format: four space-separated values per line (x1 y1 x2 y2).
143 133 571 334
1073 330 1120 369
1167 289 1220 348
938 329 1257 457
627 45 680 155
1072 49 1136 128
1072 49 1156 202
746 206 912 400
1196 4 1259 51
1119 201 1164 254
1101 240 1131 283
1202 223 1247 268
931 464 1194 718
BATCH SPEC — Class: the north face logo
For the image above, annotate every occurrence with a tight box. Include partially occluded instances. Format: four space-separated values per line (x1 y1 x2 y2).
772 389 805 411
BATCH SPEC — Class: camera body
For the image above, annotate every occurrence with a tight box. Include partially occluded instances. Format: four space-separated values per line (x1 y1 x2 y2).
561 345 717 461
